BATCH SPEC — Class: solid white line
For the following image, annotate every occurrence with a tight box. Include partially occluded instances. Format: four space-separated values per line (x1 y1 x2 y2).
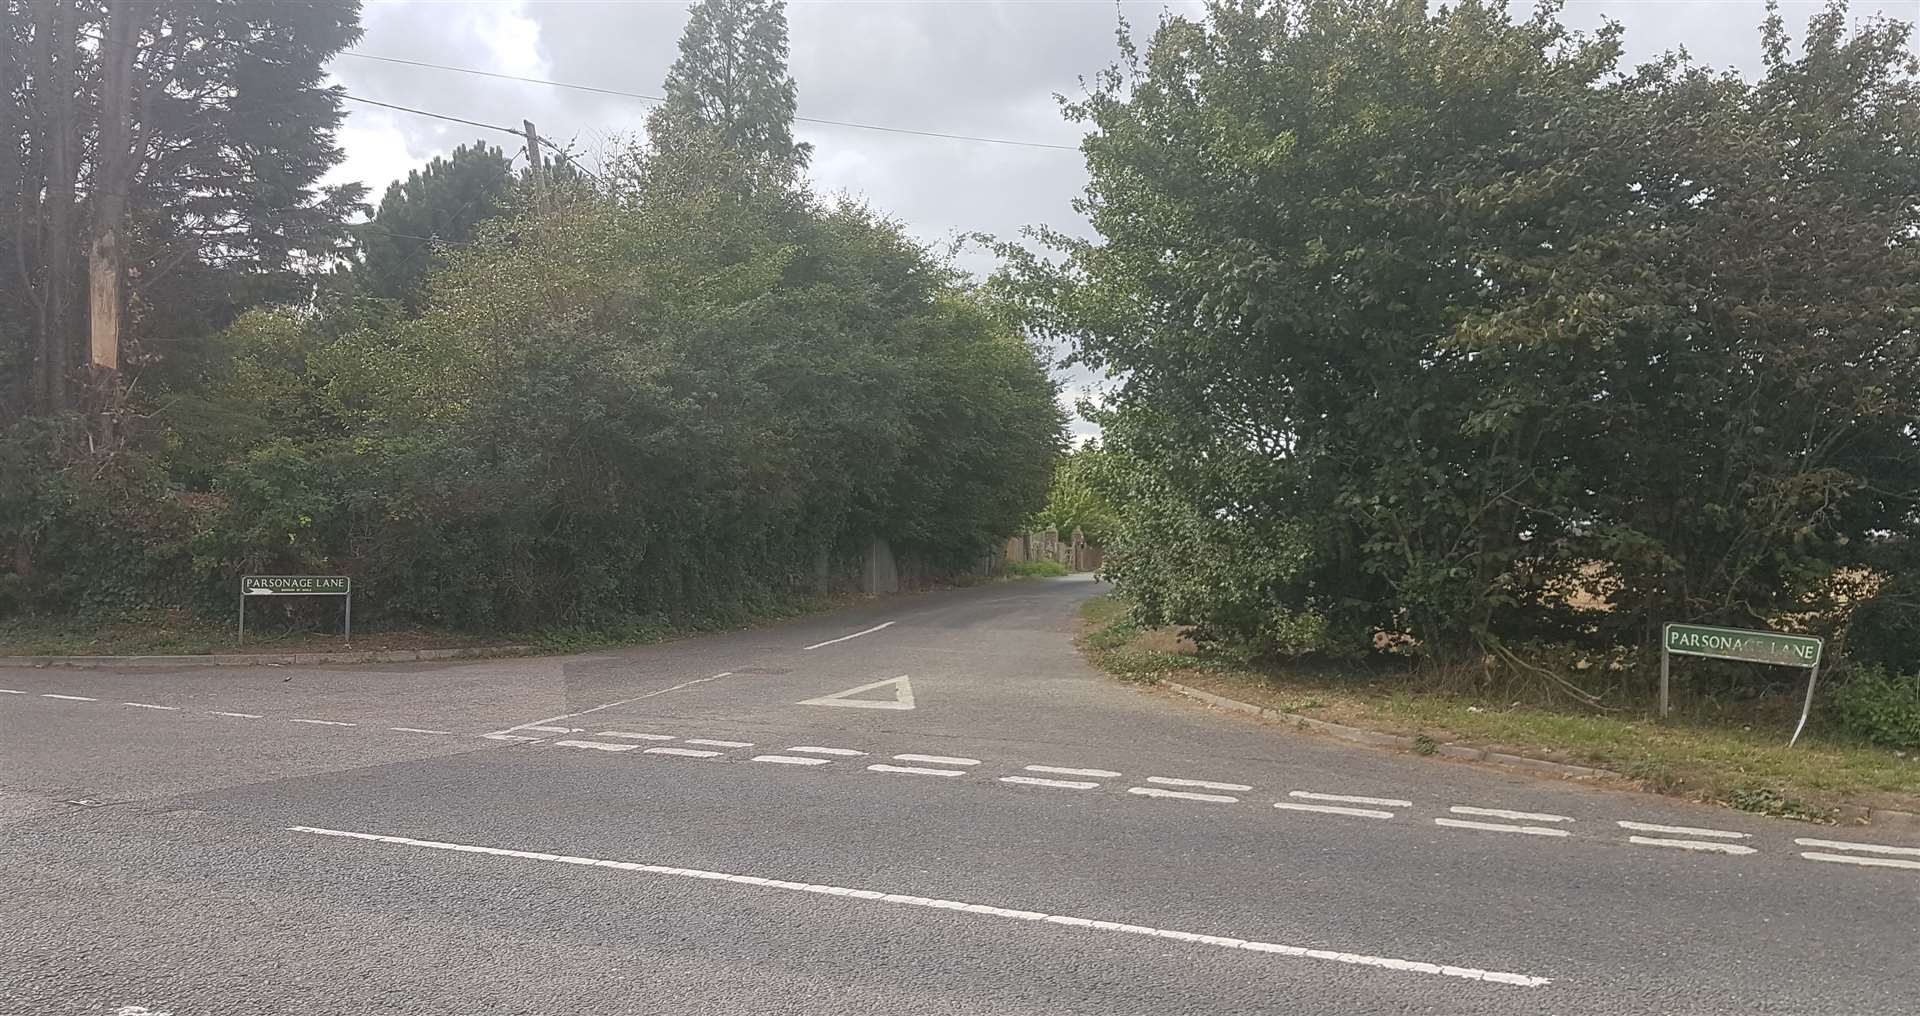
554 739 639 752
801 621 896 651
1617 821 1748 840
786 746 864 756
122 702 179 711
1450 806 1573 824
646 747 722 758
1025 765 1122 778
0 688 23 694
598 731 675 741
752 755 832 766
1435 818 1570 838
211 711 263 719
525 725 583 734
686 739 754 748
868 764 965 777
482 733 539 742
894 753 980 766
1147 776 1251 792
1628 836 1757 855
288 824 1552 987
1274 801 1394 820
42 694 97 702
1795 838 1920 858
389 727 452 735
1800 851 1920 871
288 719 356 727
1290 791 1412 808
1001 776 1099 790
487 672 735 736
1128 786 1239 804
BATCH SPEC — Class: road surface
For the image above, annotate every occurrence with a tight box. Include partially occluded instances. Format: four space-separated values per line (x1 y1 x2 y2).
4 576 1916 1014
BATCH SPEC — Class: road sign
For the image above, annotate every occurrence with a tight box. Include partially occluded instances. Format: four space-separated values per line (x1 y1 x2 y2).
239 575 353 645
1661 622 1824 746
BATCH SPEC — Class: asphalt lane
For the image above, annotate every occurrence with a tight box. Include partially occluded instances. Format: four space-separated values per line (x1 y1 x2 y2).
4 576 1918 1014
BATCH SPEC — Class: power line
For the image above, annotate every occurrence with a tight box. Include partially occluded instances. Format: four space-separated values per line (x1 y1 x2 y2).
339 50 1082 153
340 93 604 183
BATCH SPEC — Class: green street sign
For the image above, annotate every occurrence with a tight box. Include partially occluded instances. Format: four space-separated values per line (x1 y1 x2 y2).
1663 623 1822 668
243 575 350 596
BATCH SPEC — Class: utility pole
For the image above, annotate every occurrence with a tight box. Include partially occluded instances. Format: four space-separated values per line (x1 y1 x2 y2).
524 119 545 210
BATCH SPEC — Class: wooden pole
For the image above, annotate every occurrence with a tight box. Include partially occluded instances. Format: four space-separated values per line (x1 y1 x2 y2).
524 119 545 210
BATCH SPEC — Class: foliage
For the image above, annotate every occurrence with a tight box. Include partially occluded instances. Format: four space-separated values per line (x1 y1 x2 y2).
355 140 519 311
650 0 811 192
1829 666 1920 751
1028 442 1118 546
1007 559 1070 578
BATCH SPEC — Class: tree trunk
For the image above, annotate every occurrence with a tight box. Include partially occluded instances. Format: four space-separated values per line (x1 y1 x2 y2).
88 0 144 382
29 0 78 415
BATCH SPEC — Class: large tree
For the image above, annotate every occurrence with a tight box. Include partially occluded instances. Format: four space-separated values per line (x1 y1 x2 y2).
355 139 516 312
649 0 811 191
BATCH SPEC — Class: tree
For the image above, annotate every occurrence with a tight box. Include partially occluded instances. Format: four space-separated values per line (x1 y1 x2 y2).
1030 443 1117 546
355 140 517 311
650 0 811 191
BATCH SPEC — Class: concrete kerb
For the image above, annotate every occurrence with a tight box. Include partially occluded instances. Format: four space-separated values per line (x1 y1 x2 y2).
0 646 530 669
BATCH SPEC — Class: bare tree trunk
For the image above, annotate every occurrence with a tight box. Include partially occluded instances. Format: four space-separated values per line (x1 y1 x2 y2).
29 0 78 416
89 1 144 381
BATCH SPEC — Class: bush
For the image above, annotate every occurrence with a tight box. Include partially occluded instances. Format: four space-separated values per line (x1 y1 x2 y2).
1829 665 1920 750
1008 559 1070 578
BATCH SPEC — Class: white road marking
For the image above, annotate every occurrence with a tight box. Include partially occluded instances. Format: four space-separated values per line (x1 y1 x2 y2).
752 755 832 766
1147 776 1252 792
1001 776 1100 790
1800 851 1920 871
1274 801 1394 820
598 731 675 741
525 725 583 734
482 733 539 742
122 703 179 711
868 764 965 777
1617 821 1748 839
487 671 735 737
0 688 23 694
646 747 722 758
1435 818 1570 838
801 620 896 651
1795 838 1920 858
288 719 356 727
686 739 755 748
1290 791 1412 808
1025 765 1122 778
1450 806 1573 824
1628 836 1757 855
554 739 640 752
1128 786 1240 804
42 694 97 702
787 745 865 756
289 824 1552 987
389 727 452 735
798 674 915 710
894 753 980 766
211 711 263 719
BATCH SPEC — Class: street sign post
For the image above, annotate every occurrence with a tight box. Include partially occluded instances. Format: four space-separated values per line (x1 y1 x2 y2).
239 575 352 646
1661 622 1824 746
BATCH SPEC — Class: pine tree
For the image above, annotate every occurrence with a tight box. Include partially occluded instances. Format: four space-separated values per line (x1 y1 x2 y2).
356 140 517 311
650 0 811 191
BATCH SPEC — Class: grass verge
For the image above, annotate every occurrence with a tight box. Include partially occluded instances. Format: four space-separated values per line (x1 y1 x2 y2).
1078 595 1920 820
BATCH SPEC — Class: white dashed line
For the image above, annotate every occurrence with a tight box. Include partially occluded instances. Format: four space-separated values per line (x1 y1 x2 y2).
289 824 1553 987
122 702 179 711
686 739 755 748
894 754 980 766
752 755 832 766
211 711 263 719
800 621 896 651
1449 806 1573 824
646 747 722 758
1435 818 1570 838
1128 786 1240 804
1001 776 1100 790
554 739 640 752
868 764 965 777
598 731 675 741
389 727 452 735
1146 776 1251 792
42 694 97 702
1290 791 1412 808
1794 838 1920 858
1024 765 1122 778
525 725 583 734
288 719 356 727
0 688 23 694
1273 801 1394 820
1618 821 1747 840
787 746 865 756
1800 851 1920 871
482 733 539 742
1628 836 1757 855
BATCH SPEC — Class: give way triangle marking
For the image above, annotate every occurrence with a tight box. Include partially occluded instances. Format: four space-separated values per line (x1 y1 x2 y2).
798 675 915 711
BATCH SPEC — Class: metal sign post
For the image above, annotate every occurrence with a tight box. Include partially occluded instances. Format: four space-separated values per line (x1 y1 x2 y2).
239 575 353 646
1661 622 1824 746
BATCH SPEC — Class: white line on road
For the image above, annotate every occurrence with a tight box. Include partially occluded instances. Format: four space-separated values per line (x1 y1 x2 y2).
0 688 22 694
482 733 539 742
752 755 832 766
122 703 179 711
787 746 865 756
1290 791 1412 808
801 621 896 651
488 672 736 737
1627 836 1757 855
525 725 583 734
1024 765 1121 778
894 753 980 766
1794 838 1920 858
1435 818 1570 838
1128 786 1240 804
1617 821 1748 839
390 727 452 735
1146 776 1251 792
1274 801 1394 820
598 731 675 741
42 694 97 701
686 739 755 748
646 747 722 758
1450 806 1573 824
211 711 263 719
554 739 640 752
1800 851 1920 871
1001 776 1100 790
288 719 356 727
868 764 965 777
289 825 1552 987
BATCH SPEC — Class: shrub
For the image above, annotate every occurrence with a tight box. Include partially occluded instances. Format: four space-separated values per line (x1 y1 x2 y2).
1008 559 1070 578
1829 665 1920 751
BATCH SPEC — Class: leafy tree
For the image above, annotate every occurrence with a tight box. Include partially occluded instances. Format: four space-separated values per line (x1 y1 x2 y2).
355 140 517 311
650 0 811 192
1030 443 1117 546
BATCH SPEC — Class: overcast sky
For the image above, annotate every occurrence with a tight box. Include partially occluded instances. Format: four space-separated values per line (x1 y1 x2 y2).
325 0 1911 441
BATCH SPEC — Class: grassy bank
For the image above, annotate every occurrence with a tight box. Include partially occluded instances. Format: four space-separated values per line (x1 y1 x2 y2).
1079 596 1920 820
